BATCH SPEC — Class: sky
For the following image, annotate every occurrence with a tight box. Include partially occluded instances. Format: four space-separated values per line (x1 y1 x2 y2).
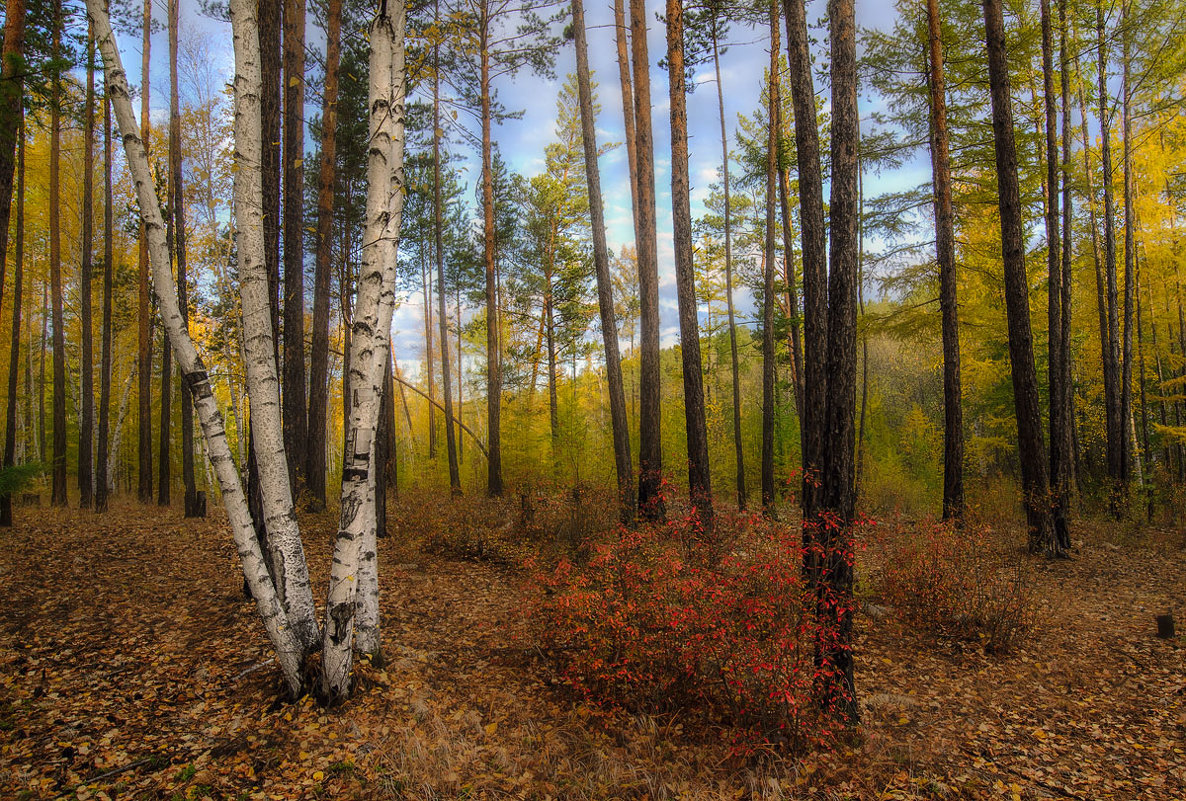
125 0 915 377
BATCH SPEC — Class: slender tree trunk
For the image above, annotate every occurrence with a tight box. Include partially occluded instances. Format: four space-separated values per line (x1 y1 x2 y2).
137 0 152 502
1136 262 1151 515
0 0 27 318
0 115 22 526
613 0 639 240
666 0 713 533
306 0 341 509
1058 0 1074 534
631 0 663 520
777 148 804 424
323 4 406 699
546 264 559 455
96 77 113 513
1120 0 1137 509
573 0 632 522
169 0 196 516
1041 0 1068 544
421 257 436 458
78 25 96 508
434 7 460 493
1096 1 1125 510
49 0 67 507
282 0 308 491
158 233 173 507
90 0 309 695
479 2 502 497
816 0 860 723
39 278 44 465
983 0 1056 553
761 2 779 514
926 0 964 523
782 0 827 526
228 0 322 655
711 27 745 511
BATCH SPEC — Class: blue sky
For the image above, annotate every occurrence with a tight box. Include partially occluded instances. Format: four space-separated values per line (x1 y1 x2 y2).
130 0 917 373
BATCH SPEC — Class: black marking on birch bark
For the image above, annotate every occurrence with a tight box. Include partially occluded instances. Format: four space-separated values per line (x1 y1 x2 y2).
340 494 363 526
328 602 354 646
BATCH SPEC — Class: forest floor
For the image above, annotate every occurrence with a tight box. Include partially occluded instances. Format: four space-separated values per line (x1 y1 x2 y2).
0 497 1183 800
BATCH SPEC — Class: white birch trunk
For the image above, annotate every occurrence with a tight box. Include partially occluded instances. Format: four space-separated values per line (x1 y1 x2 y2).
225 0 320 655
85 0 306 696
321 3 406 700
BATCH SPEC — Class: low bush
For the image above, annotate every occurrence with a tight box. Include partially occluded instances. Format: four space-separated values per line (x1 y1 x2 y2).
527 510 853 752
874 521 1033 653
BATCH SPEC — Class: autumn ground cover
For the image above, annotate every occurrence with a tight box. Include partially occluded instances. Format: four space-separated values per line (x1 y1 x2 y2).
0 498 1182 800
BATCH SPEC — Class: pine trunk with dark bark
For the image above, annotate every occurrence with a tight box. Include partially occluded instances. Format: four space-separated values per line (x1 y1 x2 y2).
283 0 308 491
631 0 663 521
307 0 341 509
983 0 1055 553
79 26 96 509
0 114 23 526
50 0 67 507
573 0 632 522
667 0 713 534
97 90 113 513
761 2 779 514
480 3 503 497
0 0 26 319
137 0 153 502
434 1 460 493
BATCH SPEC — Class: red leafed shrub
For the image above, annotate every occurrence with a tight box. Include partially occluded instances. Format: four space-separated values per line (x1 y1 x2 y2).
526 511 848 751
875 521 1033 653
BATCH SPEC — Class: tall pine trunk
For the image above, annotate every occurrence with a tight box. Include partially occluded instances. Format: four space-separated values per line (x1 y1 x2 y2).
97 89 113 513
711 25 746 511
0 114 22 526
666 0 713 533
0 0 26 316
307 0 341 509
983 0 1056 553
573 0 632 523
926 0 963 522
613 0 639 241
1057 0 1075 533
631 0 663 521
479 1 503 497
782 0 827 527
137 0 152 502
283 0 308 491
1120 0 1137 508
50 0 67 507
79 24 96 508
761 2 779 513
170 0 197 516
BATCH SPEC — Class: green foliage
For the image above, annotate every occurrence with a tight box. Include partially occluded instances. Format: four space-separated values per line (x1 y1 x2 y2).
0 463 44 496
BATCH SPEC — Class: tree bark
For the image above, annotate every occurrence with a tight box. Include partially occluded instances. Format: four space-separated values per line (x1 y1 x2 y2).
631 0 663 521
666 0 713 534
137 0 152 503
323 3 406 699
573 0 632 523
89 0 308 696
97 86 113 513
983 0 1055 553
782 0 827 526
79 24 96 509
307 0 341 510
169 0 197 516
282 0 308 491
0 0 26 318
1120 0 1137 508
612 0 639 241
1057 0 1074 539
761 2 779 514
927 0 963 522
0 114 22 526
421 259 436 458
479 1 503 497
50 0 67 507
712 25 746 511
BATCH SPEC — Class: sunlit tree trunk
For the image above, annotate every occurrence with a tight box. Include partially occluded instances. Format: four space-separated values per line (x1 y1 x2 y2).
89 0 308 696
479 1 503 497
983 0 1056 553
434 0 460 492
323 3 406 699
613 0 639 241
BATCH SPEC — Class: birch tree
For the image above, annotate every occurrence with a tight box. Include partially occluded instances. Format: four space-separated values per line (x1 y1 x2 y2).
85 0 310 696
322 0 407 700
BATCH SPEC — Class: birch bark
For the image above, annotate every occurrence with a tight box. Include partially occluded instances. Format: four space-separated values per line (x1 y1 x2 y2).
322 2 406 699
85 0 307 696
